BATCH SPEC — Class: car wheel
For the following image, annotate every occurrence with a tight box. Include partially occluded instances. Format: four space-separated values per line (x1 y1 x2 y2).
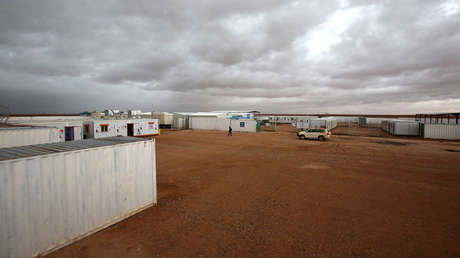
300 135 306 140
318 136 325 141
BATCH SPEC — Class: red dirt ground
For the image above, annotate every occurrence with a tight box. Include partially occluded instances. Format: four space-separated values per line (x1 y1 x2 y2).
49 126 460 257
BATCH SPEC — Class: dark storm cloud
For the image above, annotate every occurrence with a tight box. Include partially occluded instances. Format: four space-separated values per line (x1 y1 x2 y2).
0 0 459 113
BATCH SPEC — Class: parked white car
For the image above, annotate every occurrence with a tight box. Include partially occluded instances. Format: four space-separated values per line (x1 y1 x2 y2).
297 128 331 141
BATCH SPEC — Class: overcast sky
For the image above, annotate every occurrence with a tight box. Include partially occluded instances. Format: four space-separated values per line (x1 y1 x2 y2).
1 0 459 114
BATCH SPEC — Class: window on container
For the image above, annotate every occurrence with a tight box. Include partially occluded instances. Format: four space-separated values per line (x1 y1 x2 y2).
100 124 109 132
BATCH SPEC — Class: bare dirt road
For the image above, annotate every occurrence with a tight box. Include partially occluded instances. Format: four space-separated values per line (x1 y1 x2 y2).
49 126 460 257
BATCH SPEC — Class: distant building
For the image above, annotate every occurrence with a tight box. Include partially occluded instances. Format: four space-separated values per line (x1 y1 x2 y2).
128 110 142 117
104 110 114 116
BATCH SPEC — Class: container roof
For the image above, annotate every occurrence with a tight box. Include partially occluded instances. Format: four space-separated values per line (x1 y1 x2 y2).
0 123 48 129
0 123 32 128
0 137 150 162
174 112 222 117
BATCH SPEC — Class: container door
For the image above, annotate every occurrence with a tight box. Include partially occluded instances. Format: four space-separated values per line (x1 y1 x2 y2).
127 123 134 136
83 124 90 139
64 126 74 141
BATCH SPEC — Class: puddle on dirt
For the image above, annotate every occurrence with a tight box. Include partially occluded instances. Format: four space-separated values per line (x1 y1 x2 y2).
445 149 460 152
299 163 330 169
158 193 183 207
373 141 411 146
335 137 355 140
157 183 179 190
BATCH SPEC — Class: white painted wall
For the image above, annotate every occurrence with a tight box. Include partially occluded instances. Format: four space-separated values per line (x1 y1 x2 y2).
309 119 337 130
0 127 60 148
11 120 85 142
394 122 419 136
85 119 159 139
88 120 127 138
152 112 173 125
424 124 460 140
190 117 256 132
381 120 419 136
133 120 159 136
0 139 156 258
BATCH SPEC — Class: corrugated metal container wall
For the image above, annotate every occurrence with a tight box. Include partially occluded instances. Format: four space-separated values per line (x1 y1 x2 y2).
310 119 326 128
11 121 85 142
296 120 311 129
327 117 358 123
0 138 156 258
174 117 189 129
190 117 257 132
0 127 60 148
381 120 419 136
381 120 391 132
326 119 338 130
393 121 419 136
309 119 337 130
153 113 174 125
424 124 460 139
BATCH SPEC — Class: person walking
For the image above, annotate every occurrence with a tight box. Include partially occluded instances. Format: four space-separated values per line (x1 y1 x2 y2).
228 125 232 136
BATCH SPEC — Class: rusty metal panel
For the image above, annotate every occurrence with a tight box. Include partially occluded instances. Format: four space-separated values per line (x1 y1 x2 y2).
0 137 156 258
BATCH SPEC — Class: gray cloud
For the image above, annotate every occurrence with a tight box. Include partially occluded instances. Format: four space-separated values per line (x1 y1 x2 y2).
1 0 459 114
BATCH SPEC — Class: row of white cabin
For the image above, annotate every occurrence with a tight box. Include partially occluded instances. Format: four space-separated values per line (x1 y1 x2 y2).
381 120 420 136
0 136 157 258
295 117 338 130
263 115 416 124
1 116 160 257
264 115 460 140
380 119 460 140
0 117 159 148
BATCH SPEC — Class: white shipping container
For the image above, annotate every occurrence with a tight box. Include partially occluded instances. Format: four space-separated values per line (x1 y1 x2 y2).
309 118 337 130
424 124 460 140
50 122 83 142
11 120 85 142
381 120 391 132
271 116 298 124
327 117 359 123
393 121 419 136
296 118 337 130
190 117 257 132
0 127 60 148
381 120 419 136
310 119 326 128
153 112 174 125
326 119 338 130
172 117 189 130
296 120 311 130
84 119 159 139
0 137 157 258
